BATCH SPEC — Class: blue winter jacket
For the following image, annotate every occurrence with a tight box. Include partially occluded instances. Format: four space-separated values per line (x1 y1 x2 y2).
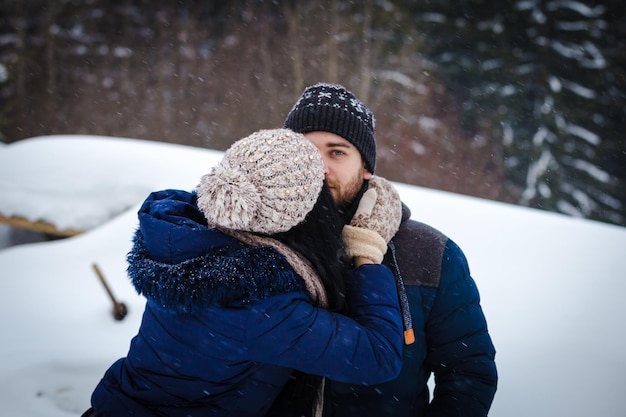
322 205 498 416
90 189 403 417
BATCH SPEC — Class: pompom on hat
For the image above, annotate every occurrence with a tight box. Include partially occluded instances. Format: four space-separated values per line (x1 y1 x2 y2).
196 128 325 235
284 82 377 173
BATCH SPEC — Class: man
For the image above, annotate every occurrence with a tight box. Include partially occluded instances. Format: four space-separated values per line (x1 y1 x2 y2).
282 83 498 416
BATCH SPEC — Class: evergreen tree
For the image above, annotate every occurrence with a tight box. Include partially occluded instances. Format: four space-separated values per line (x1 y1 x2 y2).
412 0 624 225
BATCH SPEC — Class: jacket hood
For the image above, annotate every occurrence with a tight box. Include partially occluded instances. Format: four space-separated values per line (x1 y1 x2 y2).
400 202 412 223
136 189 228 264
127 189 305 313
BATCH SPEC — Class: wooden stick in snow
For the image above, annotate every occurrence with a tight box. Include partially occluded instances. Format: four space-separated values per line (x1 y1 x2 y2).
92 263 128 321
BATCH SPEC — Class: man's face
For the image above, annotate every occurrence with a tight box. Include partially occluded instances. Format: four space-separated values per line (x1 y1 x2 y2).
305 131 372 209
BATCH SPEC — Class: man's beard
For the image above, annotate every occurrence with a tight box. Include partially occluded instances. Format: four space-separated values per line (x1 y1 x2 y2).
335 180 370 225
331 171 366 210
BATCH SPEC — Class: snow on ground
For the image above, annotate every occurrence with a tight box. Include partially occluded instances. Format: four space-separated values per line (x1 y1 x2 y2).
0 135 624 416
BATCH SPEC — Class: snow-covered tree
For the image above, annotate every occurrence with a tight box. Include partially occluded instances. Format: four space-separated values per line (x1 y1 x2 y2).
413 0 624 225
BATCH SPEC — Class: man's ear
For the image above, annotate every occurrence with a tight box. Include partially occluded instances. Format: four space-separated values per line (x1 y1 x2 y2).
363 171 373 180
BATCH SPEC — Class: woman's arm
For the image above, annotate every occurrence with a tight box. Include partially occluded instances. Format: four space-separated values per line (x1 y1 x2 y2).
246 263 403 385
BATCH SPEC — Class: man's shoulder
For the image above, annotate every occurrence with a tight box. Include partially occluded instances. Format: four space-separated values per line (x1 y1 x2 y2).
397 218 448 244
388 219 449 288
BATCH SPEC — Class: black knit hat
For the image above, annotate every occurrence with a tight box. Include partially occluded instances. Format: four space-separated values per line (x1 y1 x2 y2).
284 83 377 173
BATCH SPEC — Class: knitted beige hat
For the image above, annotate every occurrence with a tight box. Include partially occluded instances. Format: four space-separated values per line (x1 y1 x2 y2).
196 128 325 234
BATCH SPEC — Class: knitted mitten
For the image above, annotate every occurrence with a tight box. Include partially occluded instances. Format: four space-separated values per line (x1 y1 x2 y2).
342 176 402 263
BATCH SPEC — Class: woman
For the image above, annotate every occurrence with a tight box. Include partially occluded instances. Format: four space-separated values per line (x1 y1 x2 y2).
85 128 404 416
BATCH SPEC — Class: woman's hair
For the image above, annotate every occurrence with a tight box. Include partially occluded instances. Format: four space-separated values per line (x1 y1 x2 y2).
273 182 348 312
271 183 349 416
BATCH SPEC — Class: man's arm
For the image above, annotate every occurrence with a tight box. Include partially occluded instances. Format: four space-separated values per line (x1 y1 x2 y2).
425 239 497 416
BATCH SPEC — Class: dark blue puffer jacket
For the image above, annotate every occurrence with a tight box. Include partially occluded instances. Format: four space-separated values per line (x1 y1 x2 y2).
90 189 403 417
323 205 498 417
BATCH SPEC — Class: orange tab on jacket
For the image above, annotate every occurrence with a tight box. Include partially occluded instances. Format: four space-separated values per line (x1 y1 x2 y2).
404 329 415 345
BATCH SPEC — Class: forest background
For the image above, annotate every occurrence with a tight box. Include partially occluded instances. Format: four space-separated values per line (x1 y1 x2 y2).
1 0 624 227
